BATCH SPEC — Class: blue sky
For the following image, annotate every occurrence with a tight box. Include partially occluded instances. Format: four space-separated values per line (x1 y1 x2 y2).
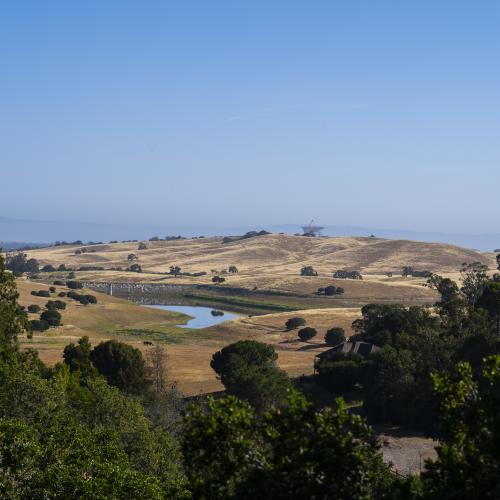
1 1 499 233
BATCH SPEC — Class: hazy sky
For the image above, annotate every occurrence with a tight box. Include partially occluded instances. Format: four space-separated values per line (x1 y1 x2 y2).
1 1 499 233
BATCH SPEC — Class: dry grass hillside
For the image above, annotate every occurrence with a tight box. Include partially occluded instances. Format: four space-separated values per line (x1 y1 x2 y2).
17 278 361 395
26 234 496 280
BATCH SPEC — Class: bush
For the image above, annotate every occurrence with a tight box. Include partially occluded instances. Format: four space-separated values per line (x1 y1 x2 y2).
53 280 65 286
30 319 49 331
66 280 83 289
138 242 148 250
58 292 67 297
40 309 61 327
325 285 344 296
27 304 41 313
212 276 225 284
316 358 362 392
300 266 318 276
49 286 56 293
228 265 238 273
67 291 97 305
46 300 66 310
67 272 76 279
30 290 50 298
127 263 142 273
41 265 56 272
298 327 317 341
57 264 67 271
325 327 346 346
285 317 306 330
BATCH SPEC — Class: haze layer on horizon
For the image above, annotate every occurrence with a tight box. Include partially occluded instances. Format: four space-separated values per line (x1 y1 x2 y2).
1 2 499 234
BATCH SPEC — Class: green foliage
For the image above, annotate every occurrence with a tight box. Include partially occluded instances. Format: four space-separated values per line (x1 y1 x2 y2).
298 326 317 341
316 352 363 392
325 327 346 345
352 303 438 347
421 356 500 498
211 341 291 410
0 255 29 345
42 264 56 272
477 281 500 335
183 392 394 499
27 304 40 313
128 263 142 273
90 340 151 395
30 319 49 332
67 291 97 305
66 280 83 289
228 265 238 273
212 275 225 283
5 252 39 276
40 308 61 327
169 265 181 276
63 336 96 378
460 261 490 306
31 289 50 297
324 285 344 295
300 265 317 276
46 299 66 310
285 317 306 330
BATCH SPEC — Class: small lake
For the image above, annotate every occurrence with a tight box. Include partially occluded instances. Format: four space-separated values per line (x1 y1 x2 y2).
145 304 240 329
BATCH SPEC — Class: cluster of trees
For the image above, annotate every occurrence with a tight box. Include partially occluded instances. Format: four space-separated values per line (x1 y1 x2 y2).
148 235 185 241
2 252 500 496
222 230 270 244
4 252 39 276
402 266 432 278
317 285 345 295
316 258 500 430
333 270 363 279
67 291 98 305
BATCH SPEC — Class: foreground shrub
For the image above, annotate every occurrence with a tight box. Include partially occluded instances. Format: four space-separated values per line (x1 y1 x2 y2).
183 393 394 499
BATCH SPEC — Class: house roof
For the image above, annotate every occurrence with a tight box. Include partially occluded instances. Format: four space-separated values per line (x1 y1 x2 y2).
316 341 379 360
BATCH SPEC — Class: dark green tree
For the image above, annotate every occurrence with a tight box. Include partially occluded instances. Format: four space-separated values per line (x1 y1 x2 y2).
325 327 346 346
40 309 61 327
300 266 318 276
63 336 96 377
298 327 317 341
90 340 151 395
421 356 500 498
477 281 500 336
285 317 306 330
211 341 291 409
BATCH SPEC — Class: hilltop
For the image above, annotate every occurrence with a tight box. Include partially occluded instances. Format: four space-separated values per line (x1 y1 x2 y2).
25 233 496 278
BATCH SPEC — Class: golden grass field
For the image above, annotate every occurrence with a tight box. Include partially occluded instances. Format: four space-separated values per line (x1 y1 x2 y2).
18 235 498 395
26 233 497 281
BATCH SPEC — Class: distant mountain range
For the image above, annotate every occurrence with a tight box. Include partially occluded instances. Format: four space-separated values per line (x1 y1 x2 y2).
1 217 499 252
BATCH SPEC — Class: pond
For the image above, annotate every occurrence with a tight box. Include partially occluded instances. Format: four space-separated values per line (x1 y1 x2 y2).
145 304 241 329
